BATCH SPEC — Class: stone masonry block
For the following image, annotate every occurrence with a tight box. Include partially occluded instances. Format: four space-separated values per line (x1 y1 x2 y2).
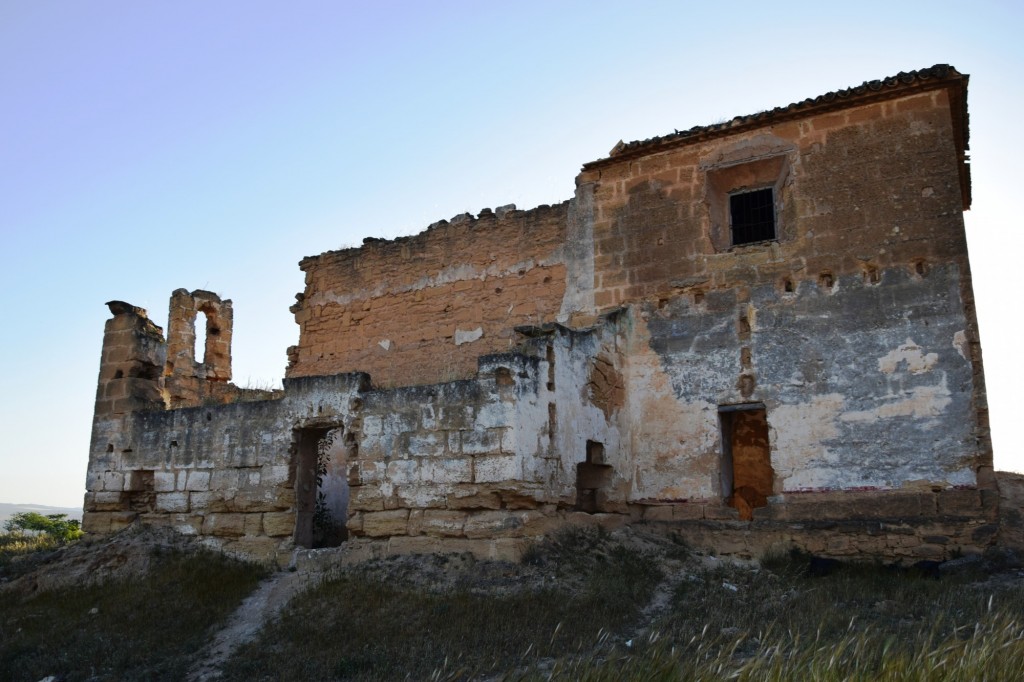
387 460 419 485
232 490 280 512
385 535 445 555
203 513 247 537
673 503 706 520
349 485 386 512
936 488 981 515
362 509 410 537
243 513 263 536
421 458 472 484
407 509 425 535
422 510 468 537
463 510 542 539
154 471 176 492
462 429 502 456
109 512 139 532
362 415 383 436
274 488 296 509
474 455 521 483
244 469 262 489
85 471 104 491
260 465 290 486
189 490 231 513
358 461 386 484
92 491 127 511
102 471 125 492
643 506 674 522
385 412 418 434
186 470 211 492
82 512 112 534
447 489 502 510
155 492 190 513
262 512 295 537
211 470 243 491
170 514 203 535
407 433 444 457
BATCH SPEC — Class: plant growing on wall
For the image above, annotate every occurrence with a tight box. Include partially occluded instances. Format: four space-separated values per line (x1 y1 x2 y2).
312 431 340 546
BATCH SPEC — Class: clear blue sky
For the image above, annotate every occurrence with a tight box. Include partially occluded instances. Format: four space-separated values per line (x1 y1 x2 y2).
1 0 1020 507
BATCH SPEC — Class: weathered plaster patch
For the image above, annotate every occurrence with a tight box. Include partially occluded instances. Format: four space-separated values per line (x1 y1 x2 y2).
626 315 720 500
770 393 844 490
878 340 938 374
454 327 484 346
841 379 952 423
952 330 969 361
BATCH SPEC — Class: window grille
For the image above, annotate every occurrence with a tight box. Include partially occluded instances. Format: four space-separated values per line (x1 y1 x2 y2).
730 188 775 245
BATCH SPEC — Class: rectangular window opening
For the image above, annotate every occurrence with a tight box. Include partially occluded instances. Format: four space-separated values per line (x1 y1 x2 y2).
729 188 776 246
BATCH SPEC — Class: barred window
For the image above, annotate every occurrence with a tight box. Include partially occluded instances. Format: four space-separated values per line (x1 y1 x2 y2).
729 188 776 245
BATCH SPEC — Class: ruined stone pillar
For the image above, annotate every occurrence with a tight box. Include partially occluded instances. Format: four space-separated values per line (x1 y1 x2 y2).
164 289 233 407
93 301 167 417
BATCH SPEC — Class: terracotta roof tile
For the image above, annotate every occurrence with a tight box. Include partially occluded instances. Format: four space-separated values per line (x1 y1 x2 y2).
584 64 969 170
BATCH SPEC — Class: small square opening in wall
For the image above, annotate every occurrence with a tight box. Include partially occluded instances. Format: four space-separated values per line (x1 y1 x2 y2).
730 188 776 245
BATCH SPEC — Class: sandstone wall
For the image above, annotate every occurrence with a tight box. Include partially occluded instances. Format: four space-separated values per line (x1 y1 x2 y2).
566 87 990 513
288 203 569 387
84 68 1004 565
577 89 970 309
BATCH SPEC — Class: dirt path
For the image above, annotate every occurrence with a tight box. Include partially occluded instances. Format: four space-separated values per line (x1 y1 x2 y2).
187 569 311 681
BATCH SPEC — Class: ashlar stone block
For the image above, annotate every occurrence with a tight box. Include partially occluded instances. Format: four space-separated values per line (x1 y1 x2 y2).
474 455 521 483
263 512 295 537
155 492 190 513
361 509 410 537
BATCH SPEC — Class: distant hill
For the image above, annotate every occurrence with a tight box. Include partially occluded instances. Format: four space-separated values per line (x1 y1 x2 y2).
0 502 82 528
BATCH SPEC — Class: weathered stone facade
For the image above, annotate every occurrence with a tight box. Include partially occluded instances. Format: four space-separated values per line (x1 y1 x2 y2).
85 65 1013 564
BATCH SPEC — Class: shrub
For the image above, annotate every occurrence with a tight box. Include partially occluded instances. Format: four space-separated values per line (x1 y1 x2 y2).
4 512 83 543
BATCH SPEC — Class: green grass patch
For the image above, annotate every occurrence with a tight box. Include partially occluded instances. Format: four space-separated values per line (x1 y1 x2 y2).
0 545 267 681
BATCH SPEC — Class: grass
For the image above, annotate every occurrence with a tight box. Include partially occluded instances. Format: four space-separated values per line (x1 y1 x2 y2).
219 527 663 681
514 552 1024 680
0 532 60 579
513 616 1024 681
0 541 267 681
2 527 1023 680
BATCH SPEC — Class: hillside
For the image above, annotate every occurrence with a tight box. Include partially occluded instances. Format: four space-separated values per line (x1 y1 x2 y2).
2 525 1023 681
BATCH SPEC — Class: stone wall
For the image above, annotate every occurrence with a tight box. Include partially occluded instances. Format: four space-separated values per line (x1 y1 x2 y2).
288 203 569 387
578 90 970 310
84 66 1009 565
85 372 366 561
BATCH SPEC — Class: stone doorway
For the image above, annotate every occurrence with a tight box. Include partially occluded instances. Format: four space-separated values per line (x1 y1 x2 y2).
576 440 613 513
719 405 774 521
293 426 350 548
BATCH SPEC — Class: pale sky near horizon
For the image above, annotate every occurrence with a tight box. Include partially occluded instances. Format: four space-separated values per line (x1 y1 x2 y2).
1 1 1021 507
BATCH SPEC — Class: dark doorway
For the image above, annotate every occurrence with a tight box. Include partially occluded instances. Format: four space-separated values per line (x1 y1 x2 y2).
294 426 350 548
576 440 613 513
719 405 773 521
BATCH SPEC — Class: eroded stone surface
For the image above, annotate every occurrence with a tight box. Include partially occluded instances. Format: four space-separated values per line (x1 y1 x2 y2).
84 66 1007 563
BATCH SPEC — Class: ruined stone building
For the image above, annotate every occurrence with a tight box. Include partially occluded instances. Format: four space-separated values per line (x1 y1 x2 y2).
85 64 1007 564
